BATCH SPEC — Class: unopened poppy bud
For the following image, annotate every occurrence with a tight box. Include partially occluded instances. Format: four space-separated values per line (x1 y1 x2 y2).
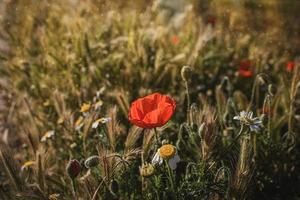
66 159 81 179
220 76 229 88
257 74 267 85
84 155 100 169
181 66 191 82
139 163 155 177
110 179 119 196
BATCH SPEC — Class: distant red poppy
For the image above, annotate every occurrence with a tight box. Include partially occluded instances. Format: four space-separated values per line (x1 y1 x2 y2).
238 60 253 77
286 61 295 72
261 107 272 116
171 35 180 45
206 16 217 26
128 93 176 129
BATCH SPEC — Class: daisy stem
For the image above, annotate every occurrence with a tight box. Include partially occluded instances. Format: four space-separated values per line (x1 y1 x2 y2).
165 161 175 193
235 124 244 141
252 133 257 159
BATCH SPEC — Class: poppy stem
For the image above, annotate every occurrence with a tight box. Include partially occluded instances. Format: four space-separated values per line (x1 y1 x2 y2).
154 128 160 147
71 178 77 200
184 81 191 124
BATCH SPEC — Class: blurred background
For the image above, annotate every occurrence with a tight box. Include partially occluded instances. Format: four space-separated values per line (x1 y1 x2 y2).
0 0 300 199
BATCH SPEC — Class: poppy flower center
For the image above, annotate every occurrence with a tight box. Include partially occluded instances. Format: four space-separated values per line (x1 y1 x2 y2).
159 144 176 159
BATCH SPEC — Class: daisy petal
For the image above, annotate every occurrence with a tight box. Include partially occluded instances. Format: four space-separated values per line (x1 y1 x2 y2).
168 154 180 170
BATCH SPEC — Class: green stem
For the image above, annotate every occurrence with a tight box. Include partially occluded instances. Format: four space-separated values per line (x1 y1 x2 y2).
184 81 191 124
154 128 160 147
234 124 244 141
154 175 160 200
165 161 175 193
71 178 77 200
248 78 257 112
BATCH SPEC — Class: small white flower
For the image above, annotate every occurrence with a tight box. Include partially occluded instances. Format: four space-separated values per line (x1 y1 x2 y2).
41 130 55 142
92 117 111 129
151 144 180 170
234 111 262 132
75 116 84 131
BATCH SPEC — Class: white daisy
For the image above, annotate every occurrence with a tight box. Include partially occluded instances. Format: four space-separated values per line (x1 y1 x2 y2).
233 111 262 132
92 117 111 129
41 130 55 142
151 144 180 170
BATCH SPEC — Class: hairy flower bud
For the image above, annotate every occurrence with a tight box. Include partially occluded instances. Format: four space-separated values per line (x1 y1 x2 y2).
181 66 191 82
139 163 155 177
110 179 119 196
66 159 81 179
84 155 100 169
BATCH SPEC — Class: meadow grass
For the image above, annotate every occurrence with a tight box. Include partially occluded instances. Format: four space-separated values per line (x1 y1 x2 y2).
0 1 299 199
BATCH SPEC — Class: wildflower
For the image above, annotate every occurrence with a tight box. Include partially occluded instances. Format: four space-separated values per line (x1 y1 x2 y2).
151 144 180 170
49 194 60 200
57 117 64 124
75 116 84 131
286 61 295 72
139 163 155 177
171 35 180 45
84 155 100 168
66 159 81 179
21 160 35 171
41 130 55 142
94 100 103 110
206 15 216 26
238 60 253 77
70 143 77 149
261 107 272 115
43 100 50 107
128 93 176 128
80 103 91 113
92 117 111 129
233 111 262 132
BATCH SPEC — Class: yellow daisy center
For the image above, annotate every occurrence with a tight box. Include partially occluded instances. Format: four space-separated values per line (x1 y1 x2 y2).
158 144 176 159
80 103 91 112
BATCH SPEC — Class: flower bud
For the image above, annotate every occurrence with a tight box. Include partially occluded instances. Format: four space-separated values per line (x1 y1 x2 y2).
181 66 191 82
139 163 155 177
110 179 119 196
84 155 100 169
66 159 81 179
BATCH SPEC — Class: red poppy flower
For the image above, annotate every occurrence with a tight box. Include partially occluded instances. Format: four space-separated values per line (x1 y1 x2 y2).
206 16 216 26
260 107 272 116
286 61 295 72
238 60 253 77
128 93 176 129
171 35 180 45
